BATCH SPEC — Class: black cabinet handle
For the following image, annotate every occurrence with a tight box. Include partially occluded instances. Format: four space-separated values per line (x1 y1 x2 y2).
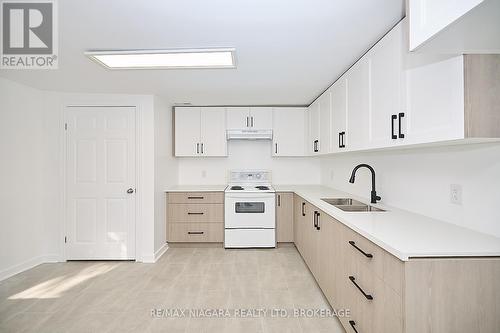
187 212 204 215
246 116 249 127
277 194 281 207
398 112 405 139
313 211 318 229
349 276 373 300
188 231 204 235
338 132 342 148
187 196 204 200
341 131 346 148
313 140 319 152
196 143 200 154
391 114 397 139
200 143 204 154
275 143 278 154
302 202 306 216
349 320 359 333
251 116 254 127
316 212 321 230
349 241 373 258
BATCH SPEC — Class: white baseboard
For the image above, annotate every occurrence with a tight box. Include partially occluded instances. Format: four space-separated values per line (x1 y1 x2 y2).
0 254 63 282
142 243 169 263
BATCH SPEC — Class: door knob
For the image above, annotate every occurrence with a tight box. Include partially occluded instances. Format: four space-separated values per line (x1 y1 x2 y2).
127 188 134 194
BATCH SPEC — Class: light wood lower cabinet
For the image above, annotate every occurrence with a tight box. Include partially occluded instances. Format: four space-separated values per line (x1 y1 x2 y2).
167 192 224 243
294 194 500 333
276 192 294 242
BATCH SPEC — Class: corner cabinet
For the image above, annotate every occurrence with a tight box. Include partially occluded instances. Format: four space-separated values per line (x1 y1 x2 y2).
174 107 227 157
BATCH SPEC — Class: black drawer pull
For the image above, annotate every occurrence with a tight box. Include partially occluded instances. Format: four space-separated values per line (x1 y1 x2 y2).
349 276 373 300
302 202 306 216
187 212 204 215
188 231 204 235
187 196 204 199
349 320 358 333
316 212 321 230
349 241 373 258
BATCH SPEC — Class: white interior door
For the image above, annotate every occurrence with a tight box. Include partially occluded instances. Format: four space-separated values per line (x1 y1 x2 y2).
66 106 136 260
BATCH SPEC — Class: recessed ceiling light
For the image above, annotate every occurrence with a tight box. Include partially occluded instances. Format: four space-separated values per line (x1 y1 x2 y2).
85 48 236 69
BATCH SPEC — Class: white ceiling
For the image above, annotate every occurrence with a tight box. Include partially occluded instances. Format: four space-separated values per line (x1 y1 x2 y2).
0 0 405 105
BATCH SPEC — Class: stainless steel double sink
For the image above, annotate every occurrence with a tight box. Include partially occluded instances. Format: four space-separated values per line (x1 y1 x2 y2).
321 198 386 212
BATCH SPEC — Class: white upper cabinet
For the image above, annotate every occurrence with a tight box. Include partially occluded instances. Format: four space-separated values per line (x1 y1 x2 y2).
226 107 273 130
175 107 201 157
368 21 405 149
272 107 308 157
308 99 320 154
408 0 500 53
249 107 273 130
318 90 332 154
227 107 251 129
331 78 347 152
175 107 227 157
346 58 370 151
200 107 228 156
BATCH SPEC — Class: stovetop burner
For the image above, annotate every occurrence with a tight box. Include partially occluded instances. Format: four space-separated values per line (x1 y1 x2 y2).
230 186 244 190
255 186 270 190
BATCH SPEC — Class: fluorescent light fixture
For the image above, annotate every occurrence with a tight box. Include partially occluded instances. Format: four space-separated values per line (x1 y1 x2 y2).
85 48 236 69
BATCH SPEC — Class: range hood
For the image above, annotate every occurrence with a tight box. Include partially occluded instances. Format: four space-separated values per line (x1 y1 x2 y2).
226 129 273 140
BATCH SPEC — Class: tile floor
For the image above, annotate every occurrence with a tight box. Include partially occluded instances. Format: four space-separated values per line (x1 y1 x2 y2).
0 246 345 333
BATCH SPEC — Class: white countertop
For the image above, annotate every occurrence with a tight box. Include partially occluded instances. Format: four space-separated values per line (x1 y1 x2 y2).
165 185 227 192
275 185 500 261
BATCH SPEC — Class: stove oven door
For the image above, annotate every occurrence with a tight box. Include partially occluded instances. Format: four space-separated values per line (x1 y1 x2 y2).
225 193 276 229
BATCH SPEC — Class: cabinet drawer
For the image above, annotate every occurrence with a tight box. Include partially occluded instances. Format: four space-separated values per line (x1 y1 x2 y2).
343 258 403 333
168 192 224 204
168 204 223 223
168 223 223 242
343 226 403 295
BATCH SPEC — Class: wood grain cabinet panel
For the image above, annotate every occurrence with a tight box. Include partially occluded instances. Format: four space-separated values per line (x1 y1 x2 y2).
168 223 223 243
276 192 294 242
168 203 223 223
168 192 224 204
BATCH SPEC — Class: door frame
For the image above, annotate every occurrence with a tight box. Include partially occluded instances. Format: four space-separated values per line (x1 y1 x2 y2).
61 99 146 262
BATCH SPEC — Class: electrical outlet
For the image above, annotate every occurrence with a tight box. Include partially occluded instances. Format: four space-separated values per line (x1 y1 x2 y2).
450 184 462 205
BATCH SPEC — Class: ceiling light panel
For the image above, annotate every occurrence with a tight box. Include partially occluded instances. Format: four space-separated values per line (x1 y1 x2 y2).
85 49 236 69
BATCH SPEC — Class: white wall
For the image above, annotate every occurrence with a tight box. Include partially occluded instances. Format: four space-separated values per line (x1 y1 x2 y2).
320 143 500 237
178 140 321 185
0 78 58 280
154 97 178 254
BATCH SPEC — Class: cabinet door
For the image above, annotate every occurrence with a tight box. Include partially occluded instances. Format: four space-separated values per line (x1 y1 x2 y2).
318 90 332 154
175 107 201 156
347 59 370 151
404 54 464 144
226 107 250 129
369 22 404 149
272 107 307 156
249 107 273 130
200 107 227 157
308 100 320 154
293 194 305 254
331 78 347 152
276 192 294 242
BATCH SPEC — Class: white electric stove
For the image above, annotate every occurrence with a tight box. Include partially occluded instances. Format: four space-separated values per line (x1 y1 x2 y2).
224 170 276 248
